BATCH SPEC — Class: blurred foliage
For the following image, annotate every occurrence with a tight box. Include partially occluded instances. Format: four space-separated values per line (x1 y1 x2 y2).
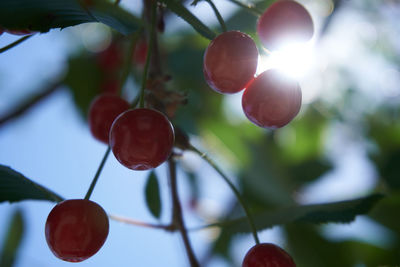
0 209 25 267
1 0 400 266
0 0 141 34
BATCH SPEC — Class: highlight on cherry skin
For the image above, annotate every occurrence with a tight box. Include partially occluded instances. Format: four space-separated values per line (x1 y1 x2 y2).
257 0 314 51
45 199 109 262
88 93 130 144
242 69 302 129
242 243 296 267
203 30 258 94
109 108 175 170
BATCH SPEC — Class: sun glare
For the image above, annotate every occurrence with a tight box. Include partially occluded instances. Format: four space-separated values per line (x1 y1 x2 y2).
257 41 315 79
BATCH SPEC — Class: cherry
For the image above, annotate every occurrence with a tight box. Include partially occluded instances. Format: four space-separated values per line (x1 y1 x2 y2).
88 94 130 144
242 243 296 267
45 199 109 262
109 108 175 170
203 31 258 94
242 69 301 129
257 0 313 51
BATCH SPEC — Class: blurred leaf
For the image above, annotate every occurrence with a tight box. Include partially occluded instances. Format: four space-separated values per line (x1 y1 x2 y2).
63 54 103 118
205 194 384 233
0 0 141 34
0 165 64 203
145 171 162 219
379 149 400 189
286 224 355 267
288 158 332 185
0 209 25 267
159 0 216 40
369 192 400 234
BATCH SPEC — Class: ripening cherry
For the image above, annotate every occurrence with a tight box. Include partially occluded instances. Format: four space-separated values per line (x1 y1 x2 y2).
203 30 258 94
242 243 296 267
109 108 175 170
45 199 109 262
242 69 301 129
88 94 130 144
257 0 314 51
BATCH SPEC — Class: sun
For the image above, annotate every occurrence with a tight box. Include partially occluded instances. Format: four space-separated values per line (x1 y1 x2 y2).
257 41 315 79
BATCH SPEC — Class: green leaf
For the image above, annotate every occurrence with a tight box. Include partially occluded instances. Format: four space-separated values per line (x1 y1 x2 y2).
0 0 141 35
204 194 384 233
159 0 216 40
145 171 162 219
0 209 25 267
63 53 103 118
0 165 64 203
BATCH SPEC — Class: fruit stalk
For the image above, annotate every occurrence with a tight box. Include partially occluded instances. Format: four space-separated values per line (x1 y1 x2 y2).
189 144 260 244
84 147 111 200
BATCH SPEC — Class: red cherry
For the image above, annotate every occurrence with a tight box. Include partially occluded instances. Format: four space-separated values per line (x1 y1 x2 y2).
109 108 175 170
88 94 130 144
45 199 109 262
242 69 301 129
257 0 314 51
203 31 258 94
242 243 296 267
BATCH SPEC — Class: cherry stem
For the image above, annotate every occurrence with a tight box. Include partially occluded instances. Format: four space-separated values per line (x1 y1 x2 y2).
227 0 263 16
168 158 200 267
84 146 111 200
0 35 34 54
206 0 227 32
118 30 142 96
189 144 260 245
138 0 157 109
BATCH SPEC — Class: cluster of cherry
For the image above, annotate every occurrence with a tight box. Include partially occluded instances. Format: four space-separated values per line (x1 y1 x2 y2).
43 1 313 266
204 0 312 130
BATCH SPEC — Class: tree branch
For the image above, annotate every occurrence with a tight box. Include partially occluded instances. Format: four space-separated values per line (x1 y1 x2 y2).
0 79 63 127
168 158 200 267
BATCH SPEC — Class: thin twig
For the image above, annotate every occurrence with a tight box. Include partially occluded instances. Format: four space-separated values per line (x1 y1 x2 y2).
168 158 200 267
206 0 227 32
0 35 33 54
109 214 174 231
189 144 260 244
226 0 263 16
0 80 62 127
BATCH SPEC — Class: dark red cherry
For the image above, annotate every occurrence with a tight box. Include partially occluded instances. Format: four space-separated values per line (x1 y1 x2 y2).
242 69 301 129
242 243 296 267
203 31 258 94
88 94 130 144
45 199 109 262
109 108 175 170
257 0 314 51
